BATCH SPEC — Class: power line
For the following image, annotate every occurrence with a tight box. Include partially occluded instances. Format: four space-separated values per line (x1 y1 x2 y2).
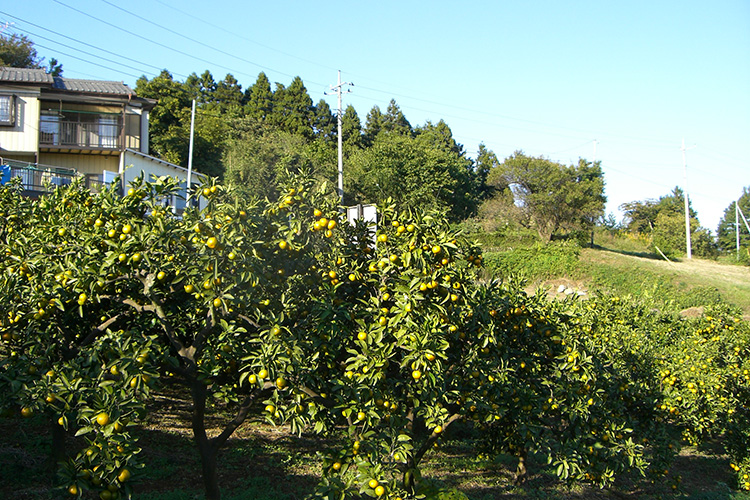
150 0 339 75
50 0 265 83
353 83 676 148
96 0 305 83
4 5 696 157
0 10 184 79
6 26 157 79
4 4 743 207
21 38 142 80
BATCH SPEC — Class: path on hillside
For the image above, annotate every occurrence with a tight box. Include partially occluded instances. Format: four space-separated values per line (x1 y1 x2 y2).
582 248 750 318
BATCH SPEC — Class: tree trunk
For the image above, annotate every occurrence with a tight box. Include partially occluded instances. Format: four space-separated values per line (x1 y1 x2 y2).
50 418 66 467
514 449 528 485
191 380 222 500
197 440 221 500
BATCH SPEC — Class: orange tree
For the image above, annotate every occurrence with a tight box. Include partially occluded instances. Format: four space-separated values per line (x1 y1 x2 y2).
300 203 654 499
0 176 660 499
7 171 745 500
0 177 155 499
0 172 347 500
655 304 750 492
467 289 655 488
564 294 750 492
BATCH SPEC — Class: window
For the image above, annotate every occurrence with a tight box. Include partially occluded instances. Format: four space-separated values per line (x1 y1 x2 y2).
0 95 15 126
40 113 60 144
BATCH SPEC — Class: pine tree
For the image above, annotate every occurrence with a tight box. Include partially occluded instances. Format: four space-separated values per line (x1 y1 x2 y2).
244 72 273 122
383 99 412 136
363 105 384 147
342 105 363 150
313 99 336 142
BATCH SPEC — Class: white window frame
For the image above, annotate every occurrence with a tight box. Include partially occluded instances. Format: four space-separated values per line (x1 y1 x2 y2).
0 95 15 126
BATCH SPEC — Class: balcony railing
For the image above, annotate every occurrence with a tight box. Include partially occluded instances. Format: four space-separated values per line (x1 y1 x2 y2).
0 159 109 195
39 119 121 150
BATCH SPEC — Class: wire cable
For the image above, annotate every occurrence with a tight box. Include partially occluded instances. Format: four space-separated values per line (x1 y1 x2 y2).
0 10 186 79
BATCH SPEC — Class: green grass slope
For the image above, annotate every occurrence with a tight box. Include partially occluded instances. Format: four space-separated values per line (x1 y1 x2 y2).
480 230 750 319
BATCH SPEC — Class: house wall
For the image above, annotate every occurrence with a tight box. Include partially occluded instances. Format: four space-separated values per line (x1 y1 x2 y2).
39 101 128 115
38 152 120 176
0 89 41 154
121 150 188 185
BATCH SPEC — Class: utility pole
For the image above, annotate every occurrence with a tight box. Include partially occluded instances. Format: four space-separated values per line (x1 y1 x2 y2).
681 139 696 259
738 200 741 260
326 71 353 203
187 99 196 204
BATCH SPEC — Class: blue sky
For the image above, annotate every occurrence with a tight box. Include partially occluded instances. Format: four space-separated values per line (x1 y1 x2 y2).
3 0 749 231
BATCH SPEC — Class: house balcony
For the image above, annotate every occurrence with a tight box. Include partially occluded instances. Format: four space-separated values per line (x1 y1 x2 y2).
39 119 122 155
0 158 108 197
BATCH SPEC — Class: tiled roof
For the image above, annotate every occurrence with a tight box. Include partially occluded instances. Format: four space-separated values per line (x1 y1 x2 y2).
52 77 135 96
0 67 136 96
0 66 54 84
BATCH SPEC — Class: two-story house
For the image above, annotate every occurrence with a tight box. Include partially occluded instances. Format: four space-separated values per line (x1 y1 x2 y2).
0 66 192 207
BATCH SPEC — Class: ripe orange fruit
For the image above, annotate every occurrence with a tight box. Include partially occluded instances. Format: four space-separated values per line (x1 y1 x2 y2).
21 407 33 418
96 412 110 426
206 237 218 249
357 331 367 341
368 479 379 489
375 485 385 496
412 369 422 380
117 468 131 483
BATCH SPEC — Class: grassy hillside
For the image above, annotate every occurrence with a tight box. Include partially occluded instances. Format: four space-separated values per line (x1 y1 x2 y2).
478 229 750 319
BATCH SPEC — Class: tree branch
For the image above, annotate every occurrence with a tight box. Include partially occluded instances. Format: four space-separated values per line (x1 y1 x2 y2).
412 412 462 465
210 386 274 449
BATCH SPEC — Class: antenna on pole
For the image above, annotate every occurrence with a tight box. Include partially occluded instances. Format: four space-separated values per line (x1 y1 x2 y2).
325 70 353 203
592 139 598 165
681 138 697 259
0 22 15 35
